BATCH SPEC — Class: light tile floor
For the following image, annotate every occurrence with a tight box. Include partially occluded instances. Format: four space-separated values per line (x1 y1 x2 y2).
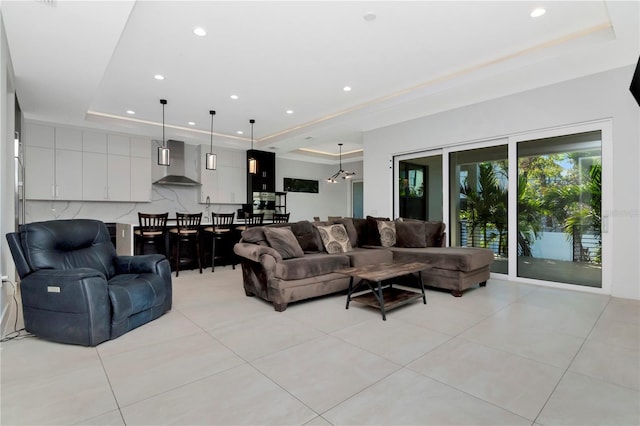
1 267 639 425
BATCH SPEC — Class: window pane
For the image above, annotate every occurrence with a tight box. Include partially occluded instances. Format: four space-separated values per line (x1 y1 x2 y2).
398 155 443 221
449 146 508 274
517 131 602 287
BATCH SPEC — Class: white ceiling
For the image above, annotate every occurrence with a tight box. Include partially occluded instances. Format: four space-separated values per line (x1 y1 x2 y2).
2 1 638 163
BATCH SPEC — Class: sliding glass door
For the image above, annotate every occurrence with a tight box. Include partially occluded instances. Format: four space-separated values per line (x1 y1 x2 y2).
516 131 602 288
449 145 508 274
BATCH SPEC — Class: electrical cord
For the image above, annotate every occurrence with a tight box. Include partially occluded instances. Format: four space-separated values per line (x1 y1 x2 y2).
0 279 33 342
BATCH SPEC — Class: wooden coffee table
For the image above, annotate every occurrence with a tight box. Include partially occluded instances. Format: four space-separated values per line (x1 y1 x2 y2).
337 262 429 320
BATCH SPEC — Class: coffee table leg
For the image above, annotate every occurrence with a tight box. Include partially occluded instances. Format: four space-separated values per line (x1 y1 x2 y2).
418 270 427 304
377 279 387 321
345 276 354 309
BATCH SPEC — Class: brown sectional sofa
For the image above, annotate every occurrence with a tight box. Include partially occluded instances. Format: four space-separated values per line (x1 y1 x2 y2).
233 217 493 311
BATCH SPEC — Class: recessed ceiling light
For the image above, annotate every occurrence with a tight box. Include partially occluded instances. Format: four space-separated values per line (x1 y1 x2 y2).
230 94 239 100
193 27 206 36
286 110 294 114
363 11 376 21
188 121 196 126
237 130 244 135
343 86 352 92
126 110 135 115
530 7 546 18
154 74 165 80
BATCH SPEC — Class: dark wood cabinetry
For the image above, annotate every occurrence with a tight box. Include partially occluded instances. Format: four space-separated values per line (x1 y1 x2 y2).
246 149 276 197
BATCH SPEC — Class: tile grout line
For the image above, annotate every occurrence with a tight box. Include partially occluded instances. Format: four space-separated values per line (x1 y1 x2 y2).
531 295 613 425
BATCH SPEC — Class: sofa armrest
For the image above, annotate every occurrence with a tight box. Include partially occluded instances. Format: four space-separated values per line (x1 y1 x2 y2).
234 243 283 263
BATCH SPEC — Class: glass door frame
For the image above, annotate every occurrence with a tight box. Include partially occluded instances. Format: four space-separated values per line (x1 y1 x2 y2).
508 120 612 295
391 119 611 294
393 148 443 223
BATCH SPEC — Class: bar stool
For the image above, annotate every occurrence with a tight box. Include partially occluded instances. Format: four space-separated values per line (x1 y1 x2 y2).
135 212 168 256
273 212 290 223
203 212 235 272
235 212 264 232
168 212 202 277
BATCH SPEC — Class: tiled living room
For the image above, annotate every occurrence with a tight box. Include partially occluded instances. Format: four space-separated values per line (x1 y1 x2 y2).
1 2 639 425
2 266 638 425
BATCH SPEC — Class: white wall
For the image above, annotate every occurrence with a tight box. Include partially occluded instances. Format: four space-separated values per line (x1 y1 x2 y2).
276 157 363 222
1 10 18 336
363 66 640 300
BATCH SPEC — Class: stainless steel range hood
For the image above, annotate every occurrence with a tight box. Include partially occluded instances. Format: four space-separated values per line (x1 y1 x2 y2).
153 140 201 186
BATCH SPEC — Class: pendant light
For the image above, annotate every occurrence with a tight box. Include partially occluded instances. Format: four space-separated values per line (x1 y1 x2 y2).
326 143 356 183
205 110 217 170
248 119 258 175
157 99 170 166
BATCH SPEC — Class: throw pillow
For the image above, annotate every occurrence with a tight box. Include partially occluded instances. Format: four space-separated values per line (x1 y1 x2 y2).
263 227 305 259
395 220 427 248
316 224 353 254
424 221 446 247
365 215 389 246
377 220 396 247
331 218 358 248
289 220 323 252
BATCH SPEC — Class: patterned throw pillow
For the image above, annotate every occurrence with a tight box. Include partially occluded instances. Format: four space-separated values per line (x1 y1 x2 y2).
377 220 396 247
316 224 353 254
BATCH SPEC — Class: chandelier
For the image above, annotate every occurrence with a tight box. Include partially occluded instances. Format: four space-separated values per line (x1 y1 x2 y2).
326 143 356 183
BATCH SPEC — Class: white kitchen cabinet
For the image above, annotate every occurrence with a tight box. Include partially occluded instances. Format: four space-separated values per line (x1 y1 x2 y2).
108 154 131 201
199 145 246 204
82 152 108 200
130 155 151 201
25 122 152 202
24 123 83 200
25 146 55 199
130 137 152 202
55 149 83 200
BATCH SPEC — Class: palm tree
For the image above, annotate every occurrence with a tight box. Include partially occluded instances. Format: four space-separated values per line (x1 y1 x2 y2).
517 173 544 255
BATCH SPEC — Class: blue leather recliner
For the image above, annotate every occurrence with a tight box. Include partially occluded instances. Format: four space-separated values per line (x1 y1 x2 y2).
6 219 172 346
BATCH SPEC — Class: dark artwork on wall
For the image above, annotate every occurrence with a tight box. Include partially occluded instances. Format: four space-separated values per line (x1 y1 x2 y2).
630 55 640 106
284 178 319 193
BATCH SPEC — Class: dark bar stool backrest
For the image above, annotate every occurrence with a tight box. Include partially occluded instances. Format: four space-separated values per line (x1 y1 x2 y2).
138 212 168 235
273 213 290 223
176 212 202 234
212 212 235 233
245 213 264 225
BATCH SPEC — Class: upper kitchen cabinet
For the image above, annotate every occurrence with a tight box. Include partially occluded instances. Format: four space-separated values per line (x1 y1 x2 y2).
24 121 151 202
246 149 276 198
25 123 82 200
199 145 246 204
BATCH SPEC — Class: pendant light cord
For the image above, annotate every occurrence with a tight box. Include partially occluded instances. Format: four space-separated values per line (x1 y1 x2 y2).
250 119 255 150
160 99 167 148
210 110 215 151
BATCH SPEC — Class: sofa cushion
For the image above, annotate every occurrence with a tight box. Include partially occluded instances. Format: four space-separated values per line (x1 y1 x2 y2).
263 227 304 259
332 218 358 248
377 220 396 247
365 216 390 246
274 253 350 280
289 220 324 252
425 221 446 247
316 224 353 253
241 227 267 245
345 248 393 268
395 220 427 248
386 246 494 272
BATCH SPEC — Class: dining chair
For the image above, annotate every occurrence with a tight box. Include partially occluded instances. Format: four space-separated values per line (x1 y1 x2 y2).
272 212 290 223
168 212 202 277
135 212 168 257
203 212 235 272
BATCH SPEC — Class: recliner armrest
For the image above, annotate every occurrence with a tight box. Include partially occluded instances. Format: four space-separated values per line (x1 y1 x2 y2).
115 254 167 275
